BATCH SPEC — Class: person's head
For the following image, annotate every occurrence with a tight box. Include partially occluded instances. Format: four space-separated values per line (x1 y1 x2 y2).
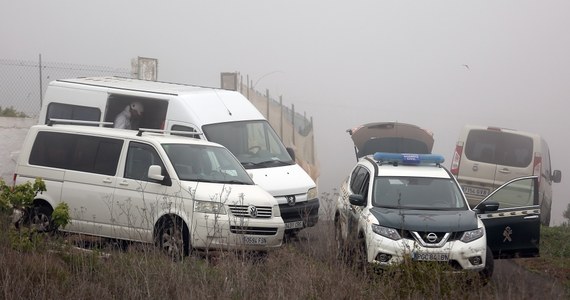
129 102 144 117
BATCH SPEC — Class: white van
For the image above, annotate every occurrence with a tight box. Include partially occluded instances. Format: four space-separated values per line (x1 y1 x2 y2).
38 76 319 235
14 122 285 256
450 125 562 225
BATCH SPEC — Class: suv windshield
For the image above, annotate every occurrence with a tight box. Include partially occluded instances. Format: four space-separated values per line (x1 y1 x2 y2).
373 177 467 210
162 143 254 184
202 120 294 169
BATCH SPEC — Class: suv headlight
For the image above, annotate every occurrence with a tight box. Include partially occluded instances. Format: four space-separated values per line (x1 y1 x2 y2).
371 224 401 241
307 187 317 200
194 200 227 215
460 227 484 243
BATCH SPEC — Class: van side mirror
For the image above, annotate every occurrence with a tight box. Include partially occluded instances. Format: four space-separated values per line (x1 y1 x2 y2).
148 165 165 181
552 170 562 183
286 147 296 161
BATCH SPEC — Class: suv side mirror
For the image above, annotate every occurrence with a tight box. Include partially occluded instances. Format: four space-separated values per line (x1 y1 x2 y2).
286 147 296 161
552 170 562 183
475 201 499 213
349 194 366 206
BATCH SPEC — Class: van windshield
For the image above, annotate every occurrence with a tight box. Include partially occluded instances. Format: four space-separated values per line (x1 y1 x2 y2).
202 120 295 169
162 143 254 184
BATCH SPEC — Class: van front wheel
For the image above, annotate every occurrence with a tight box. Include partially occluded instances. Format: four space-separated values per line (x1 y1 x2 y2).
159 216 190 260
29 206 53 233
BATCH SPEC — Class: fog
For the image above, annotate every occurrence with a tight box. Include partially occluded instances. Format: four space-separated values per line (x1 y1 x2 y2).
2 1 569 225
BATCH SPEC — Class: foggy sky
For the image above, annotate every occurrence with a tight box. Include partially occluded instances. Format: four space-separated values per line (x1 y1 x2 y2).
2 1 569 225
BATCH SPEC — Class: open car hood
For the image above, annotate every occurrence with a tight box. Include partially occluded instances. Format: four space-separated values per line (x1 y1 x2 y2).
347 122 434 159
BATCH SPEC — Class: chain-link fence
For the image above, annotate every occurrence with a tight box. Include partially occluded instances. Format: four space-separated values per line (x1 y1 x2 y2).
0 58 131 117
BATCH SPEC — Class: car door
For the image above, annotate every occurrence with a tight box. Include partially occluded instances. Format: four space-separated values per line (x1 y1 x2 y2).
348 166 370 234
475 176 540 259
112 141 170 241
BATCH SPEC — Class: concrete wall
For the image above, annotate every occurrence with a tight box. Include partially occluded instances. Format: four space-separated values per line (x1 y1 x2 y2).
0 117 37 182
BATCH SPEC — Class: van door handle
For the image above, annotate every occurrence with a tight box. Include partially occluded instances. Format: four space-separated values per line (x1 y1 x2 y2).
498 168 511 174
119 180 129 186
103 178 113 184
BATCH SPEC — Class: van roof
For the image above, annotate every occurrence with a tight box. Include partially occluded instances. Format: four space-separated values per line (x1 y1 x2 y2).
462 124 542 139
31 124 224 147
52 76 229 97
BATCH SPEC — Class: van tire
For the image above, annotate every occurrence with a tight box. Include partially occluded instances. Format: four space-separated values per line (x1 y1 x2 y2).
29 205 53 233
158 216 190 260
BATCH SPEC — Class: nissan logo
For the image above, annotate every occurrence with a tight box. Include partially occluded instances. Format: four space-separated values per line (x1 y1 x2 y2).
286 195 296 206
426 232 438 243
248 205 258 218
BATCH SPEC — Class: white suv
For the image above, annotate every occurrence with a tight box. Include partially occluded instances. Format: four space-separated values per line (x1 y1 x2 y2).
335 152 541 279
14 122 284 257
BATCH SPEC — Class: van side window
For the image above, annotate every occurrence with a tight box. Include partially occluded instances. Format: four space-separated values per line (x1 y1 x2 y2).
29 131 123 175
125 142 166 181
171 124 201 139
46 103 101 124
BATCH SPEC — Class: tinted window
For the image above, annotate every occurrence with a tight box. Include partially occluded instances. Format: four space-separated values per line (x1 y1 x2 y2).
125 142 166 181
350 166 370 197
29 131 123 175
46 103 101 124
465 130 533 167
171 124 201 139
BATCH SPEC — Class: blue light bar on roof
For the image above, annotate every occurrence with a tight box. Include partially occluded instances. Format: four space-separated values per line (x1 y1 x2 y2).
373 152 445 165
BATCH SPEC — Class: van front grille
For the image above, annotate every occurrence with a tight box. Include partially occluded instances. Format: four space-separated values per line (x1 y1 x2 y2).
228 205 272 218
230 226 278 235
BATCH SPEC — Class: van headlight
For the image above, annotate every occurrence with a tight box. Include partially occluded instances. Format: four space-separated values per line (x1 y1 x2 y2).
307 187 317 200
194 200 227 215
371 224 401 241
460 227 484 243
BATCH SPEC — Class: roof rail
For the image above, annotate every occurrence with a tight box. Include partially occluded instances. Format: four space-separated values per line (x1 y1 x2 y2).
47 118 114 127
136 128 204 138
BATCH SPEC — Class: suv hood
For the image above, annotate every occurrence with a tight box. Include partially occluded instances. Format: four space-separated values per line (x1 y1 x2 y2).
369 207 478 232
347 122 434 159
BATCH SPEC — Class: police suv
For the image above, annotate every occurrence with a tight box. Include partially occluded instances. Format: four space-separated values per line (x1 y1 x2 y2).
335 151 541 280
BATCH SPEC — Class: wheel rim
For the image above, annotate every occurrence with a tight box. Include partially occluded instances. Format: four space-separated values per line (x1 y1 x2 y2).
31 211 50 232
161 222 184 260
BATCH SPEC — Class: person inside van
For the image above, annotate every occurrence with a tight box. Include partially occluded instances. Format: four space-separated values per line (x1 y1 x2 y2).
114 102 144 129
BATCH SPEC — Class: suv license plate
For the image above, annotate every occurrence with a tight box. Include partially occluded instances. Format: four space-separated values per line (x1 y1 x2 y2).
243 236 267 245
285 221 304 229
413 252 449 262
463 186 490 197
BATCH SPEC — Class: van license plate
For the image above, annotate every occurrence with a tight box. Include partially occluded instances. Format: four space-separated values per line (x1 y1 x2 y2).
463 186 490 197
412 252 449 261
243 236 267 245
285 221 304 229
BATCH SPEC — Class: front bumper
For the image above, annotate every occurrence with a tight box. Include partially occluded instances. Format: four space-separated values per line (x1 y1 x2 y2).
190 212 284 251
366 234 486 272
278 198 320 231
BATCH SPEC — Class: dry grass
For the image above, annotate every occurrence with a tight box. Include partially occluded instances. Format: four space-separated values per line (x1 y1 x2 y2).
1 213 568 299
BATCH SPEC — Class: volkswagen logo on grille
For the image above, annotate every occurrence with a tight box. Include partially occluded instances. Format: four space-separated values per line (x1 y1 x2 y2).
286 195 296 206
248 205 258 218
426 232 438 243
